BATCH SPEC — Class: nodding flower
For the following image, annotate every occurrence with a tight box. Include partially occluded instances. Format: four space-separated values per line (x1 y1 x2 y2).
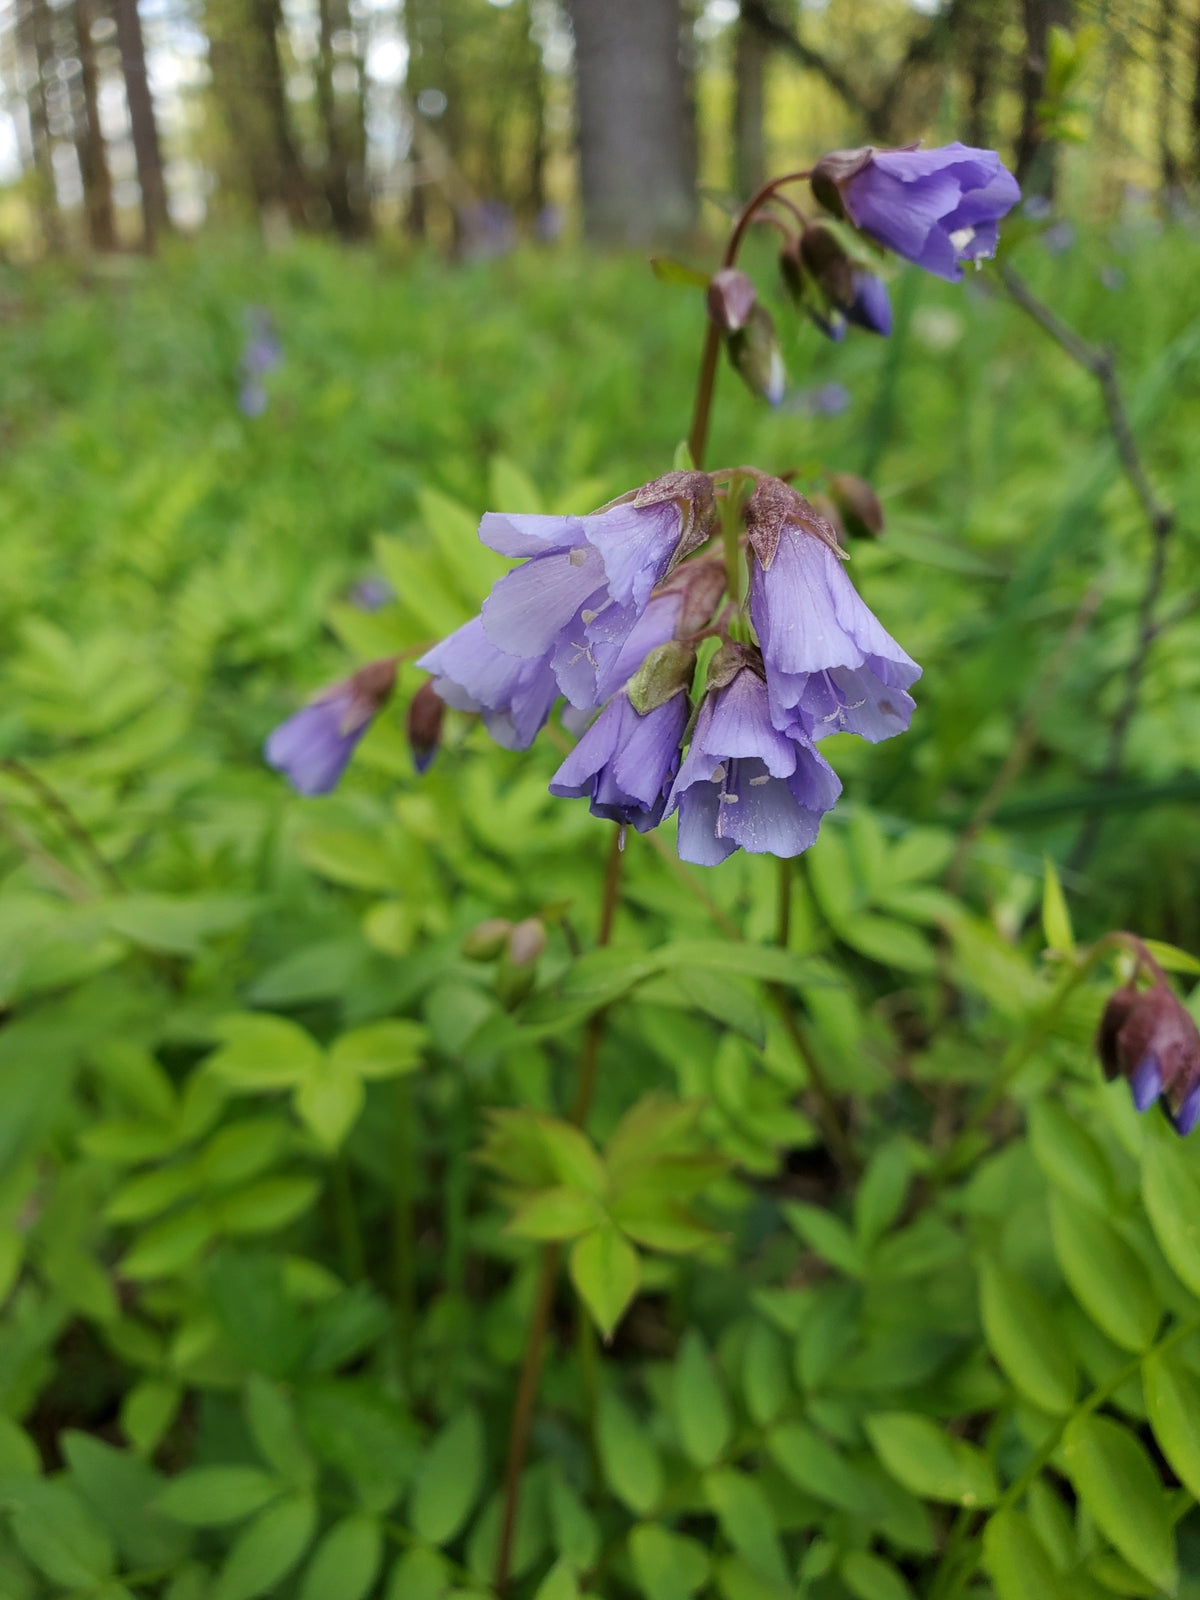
1098 959 1200 1135
265 657 397 796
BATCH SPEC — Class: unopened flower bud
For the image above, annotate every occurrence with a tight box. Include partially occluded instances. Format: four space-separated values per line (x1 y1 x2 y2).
706 268 757 332
828 473 885 538
407 679 445 774
727 304 786 408
810 146 877 219
506 917 547 967
658 557 727 638
462 918 513 960
626 641 696 715
1097 978 1200 1135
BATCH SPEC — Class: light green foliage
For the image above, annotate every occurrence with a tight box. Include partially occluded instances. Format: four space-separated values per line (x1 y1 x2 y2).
2 226 1200 1600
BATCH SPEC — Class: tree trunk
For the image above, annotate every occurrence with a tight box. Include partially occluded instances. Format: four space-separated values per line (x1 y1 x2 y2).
315 0 370 236
733 6 767 200
521 0 547 215
1156 0 1180 191
1014 0 1073 195
113 0 168 248
250 0 310 224
74 0 116 250
962 0 997 149
567 0 696 245
20 0 65 254
1193 2 1200 181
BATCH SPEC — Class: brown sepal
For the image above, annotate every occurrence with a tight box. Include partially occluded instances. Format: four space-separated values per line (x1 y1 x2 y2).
799 223 855 305
745 477 845 571
705 640 763 692
828 472 885 538
626 470 720 568
810 146 875 216
327 655 399 734
657 557 727 637
706 268 757 332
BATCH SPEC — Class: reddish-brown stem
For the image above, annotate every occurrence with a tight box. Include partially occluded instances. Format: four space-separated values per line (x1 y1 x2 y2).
686 170 812 468
493 825 624 1595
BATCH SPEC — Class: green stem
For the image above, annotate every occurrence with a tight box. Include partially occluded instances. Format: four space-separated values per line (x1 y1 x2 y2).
493 825 625 1595
331 1153 365 1283
776 856 792 950
392 1076 416 1392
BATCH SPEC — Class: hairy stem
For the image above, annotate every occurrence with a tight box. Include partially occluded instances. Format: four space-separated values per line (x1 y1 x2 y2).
493 825 625 1594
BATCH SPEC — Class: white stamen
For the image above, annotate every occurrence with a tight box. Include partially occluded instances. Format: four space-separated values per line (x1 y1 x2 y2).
569 547 588 567
720 793 739 804
749 774 770 786
580 608 598 625
948 225 976 253
710 764 726 784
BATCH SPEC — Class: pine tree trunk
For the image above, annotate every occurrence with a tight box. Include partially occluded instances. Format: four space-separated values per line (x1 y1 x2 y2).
567 0 696 245
733 6 767 200
113 0 169 248
74 0 116 250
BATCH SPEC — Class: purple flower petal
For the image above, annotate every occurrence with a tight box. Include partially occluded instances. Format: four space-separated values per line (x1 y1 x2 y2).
581 500 683 611
478 511 586 559
550 691 686 830
481 546 610 659
265 697 363 796
1129 1052 1163 1112
418 617 559 750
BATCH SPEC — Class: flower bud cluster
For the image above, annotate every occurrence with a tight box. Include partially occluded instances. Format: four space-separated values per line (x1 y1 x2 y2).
415 470 919 866
1098 953 1200 1135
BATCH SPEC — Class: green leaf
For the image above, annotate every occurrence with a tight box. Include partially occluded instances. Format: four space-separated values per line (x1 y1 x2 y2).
105 1163 199 1223
210 1490 317 1600
741 1320 790 1426
328 1021 425 1081
536 1118 607 1196
855 1140 911 1247
1049 1190 1160 1351
569 1223 640 1340
121 1377 182 1457
215 1175 321 1233
8 1480 115 1589
105 893 257 956
465 1476 548 1585
1140 939 1200 976
597 1391 663 1516
712 1554 791 1600
295 1065 365 1150
408 1408 485 1546
507 1186 605 1241
982 1507 1067 1600
766 1422 878 1515
865 1413 997 1507
207 1014 324 1091
672 1329 731 1468
1028 1101 1114 1210
547 1476 599 1571
1143 1343 1200 1500
1142 1128 1200 1296
155 1466 283 1526
629 1523 710 1600
297 1515 383 1600
978 1258 1078 1414
0 1416 39 1478
703 1468 789 1589
298 1379 419 1513
1061 1413 1177 1592
782 1200 866 1277
534 1558 581 1600
1040 857 1074 953
245 1375 315 1487
385 1547 452 1600
62 1431 189 1568
841 1550 915 1600
650 255 710 289
119 1205 215 1279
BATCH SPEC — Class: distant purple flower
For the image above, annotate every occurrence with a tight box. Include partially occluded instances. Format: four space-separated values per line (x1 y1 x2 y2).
239 381 268 418
461 200 515 260
746 481 920 741
818 143 1020 282
350 577 393 612
667 659 841 866
550 689 688 831
1100 264 1125 292
265 657 397 795
785 382 852 418
418 617 558 750
846 272 892 335
238 307 282 415
1041 220 1075 256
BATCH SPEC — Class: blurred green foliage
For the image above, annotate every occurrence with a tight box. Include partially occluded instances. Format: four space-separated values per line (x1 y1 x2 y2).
0 216 1199 1598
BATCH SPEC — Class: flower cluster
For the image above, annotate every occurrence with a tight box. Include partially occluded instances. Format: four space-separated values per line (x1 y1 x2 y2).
414 471 918 866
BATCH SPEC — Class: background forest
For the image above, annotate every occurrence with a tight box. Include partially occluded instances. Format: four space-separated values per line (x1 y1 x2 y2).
4 3 1200 1600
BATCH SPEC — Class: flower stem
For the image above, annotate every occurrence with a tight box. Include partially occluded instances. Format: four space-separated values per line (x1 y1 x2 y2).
493 825 625 1595
685 169 811 469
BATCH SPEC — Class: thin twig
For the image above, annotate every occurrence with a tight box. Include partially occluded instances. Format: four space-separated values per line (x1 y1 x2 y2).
0 799 93 902
997 263 1177 872
0 758 122 893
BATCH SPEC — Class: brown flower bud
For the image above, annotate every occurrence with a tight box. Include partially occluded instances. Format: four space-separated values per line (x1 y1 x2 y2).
462 918 513 960
810 146 876 218
1097 978 1200 1134
506 918 547 968
657 557 727 638
744 477 845 571
706 268 757 332
407 679 445 774
727 304 786 408
828 473 885 539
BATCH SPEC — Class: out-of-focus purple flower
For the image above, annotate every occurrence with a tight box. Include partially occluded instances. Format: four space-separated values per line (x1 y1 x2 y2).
667 651 841 866
461 199 515 260
1023 195 1054 222
745 478 920 741
814 143 1020 282
418 617 559 750
407 679 444 774
1041 219 1075 256
239 381 268 418
1100 264 1125 292
534 204 564 245
550 688 688 832
238 307 282 416
265 657 397 795
784 382 852 418
349 576 393 612
1098 977 1200 1135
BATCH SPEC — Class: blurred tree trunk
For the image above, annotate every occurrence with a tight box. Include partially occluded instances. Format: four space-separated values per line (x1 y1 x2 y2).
961 0 998 148
20 0 65 254
113 0 169 248
1014 0 1073 195
207 0 309 225
567 0 696 244
521 0 547 215
734 4 767 199
1156 0 1180 189
74 0 116 250
1193 3 1200 180
315 0 370 236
